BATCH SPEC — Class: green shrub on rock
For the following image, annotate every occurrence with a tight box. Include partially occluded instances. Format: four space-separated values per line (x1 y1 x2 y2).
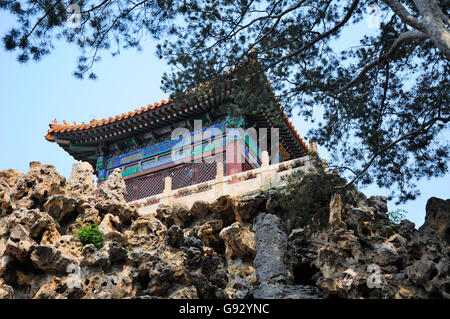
281 154 353 232
75 224 104 249
387 209 407 229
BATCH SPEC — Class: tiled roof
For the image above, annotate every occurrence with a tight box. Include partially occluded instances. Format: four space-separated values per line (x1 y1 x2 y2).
45 96 310 158
281 110 310 153
261 106 310 155
45 98 173 140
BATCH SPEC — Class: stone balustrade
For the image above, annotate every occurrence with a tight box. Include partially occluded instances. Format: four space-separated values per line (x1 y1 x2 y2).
131 151 314 214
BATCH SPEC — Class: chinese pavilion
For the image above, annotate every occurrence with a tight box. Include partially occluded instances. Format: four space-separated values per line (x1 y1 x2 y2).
45 83 310 203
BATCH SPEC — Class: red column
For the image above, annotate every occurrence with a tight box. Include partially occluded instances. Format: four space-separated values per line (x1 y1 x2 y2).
225 140 243 175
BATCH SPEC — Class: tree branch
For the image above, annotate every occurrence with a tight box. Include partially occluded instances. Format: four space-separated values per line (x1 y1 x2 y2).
229 0 309 39
23 0 63 43
382 0 426 31
336 114 448 188
80 0 113 14
326 30 428 95
259 0 361 74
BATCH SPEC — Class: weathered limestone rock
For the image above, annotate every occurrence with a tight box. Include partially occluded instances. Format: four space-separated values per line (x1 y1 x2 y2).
183 246 203 270
30 245 77 272
190 201 210 220
33 276 85 299
0 281 14 299
201 255 221 277
407 259 436 286
68 201 102 233
0 169 24 216
81 244 110 268
420 197 450 244
52 235 83 259
265 191 285 216
224 258 256 298
102 242 127 264
210 195 234 226
43 195 77 224
232 194 266 222
329 193 346 229
188 272 227 299
65 161 96 198
397 219 416 238
372 242 401 266
169 285 199 299
252 213 289 285
0 256 9 277
147 265 190 296
126 214 166 250
7 207 47 229
30 214 56 240
345 207 373 236
155 203 192 228
166 225 184 248
252 213 325 299
310 204 450 299
11 162 66 210
219 222 256 259
170 203 192 227
0 159 448 300
97 169 126 205
98 214 122 242
5 208 61 246
210 270 228 289
118 205 139 224
183 236 204 250
197 220 224 251
368 195 388 214
155 204 174 227
5 224 37 261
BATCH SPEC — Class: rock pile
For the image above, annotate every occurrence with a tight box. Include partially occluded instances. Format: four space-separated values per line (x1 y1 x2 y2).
0 161 448 299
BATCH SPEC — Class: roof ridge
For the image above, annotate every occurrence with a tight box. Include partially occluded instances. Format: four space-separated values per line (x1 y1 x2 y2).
47 98 173 134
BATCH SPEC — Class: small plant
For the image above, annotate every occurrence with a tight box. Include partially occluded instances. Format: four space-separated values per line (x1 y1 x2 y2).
387 209 407 228
126 246 132 257
75 224 104 249
263 177 277 191
119 241 132 257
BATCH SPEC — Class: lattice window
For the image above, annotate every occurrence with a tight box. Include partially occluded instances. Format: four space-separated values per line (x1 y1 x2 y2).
125 180 136 202
197 161 217 183
167 164 194 190
197 154 223 183
137 172 164 199
242 161 253 172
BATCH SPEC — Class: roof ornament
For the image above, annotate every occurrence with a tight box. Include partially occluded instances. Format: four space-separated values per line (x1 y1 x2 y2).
49 119 60 128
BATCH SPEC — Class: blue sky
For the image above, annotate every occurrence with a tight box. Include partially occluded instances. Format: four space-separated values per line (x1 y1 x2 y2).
0 10 448 227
